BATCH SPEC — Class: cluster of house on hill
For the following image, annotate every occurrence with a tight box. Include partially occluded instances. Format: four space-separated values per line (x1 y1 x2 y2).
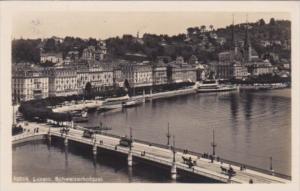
40 40 107 66
211 21 290 81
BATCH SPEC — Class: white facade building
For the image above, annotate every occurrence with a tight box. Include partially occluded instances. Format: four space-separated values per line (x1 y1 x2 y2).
48 67 78 97
40 52 63 65
12 67 49 102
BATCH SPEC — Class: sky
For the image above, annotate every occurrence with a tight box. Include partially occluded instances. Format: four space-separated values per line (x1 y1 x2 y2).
12 12 290 40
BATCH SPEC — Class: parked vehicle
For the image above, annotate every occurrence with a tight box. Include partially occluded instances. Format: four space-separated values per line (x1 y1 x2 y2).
119 136 132 147
82 129 94 138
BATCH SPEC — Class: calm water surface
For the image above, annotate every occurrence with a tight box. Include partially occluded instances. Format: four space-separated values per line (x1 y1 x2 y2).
13 89 291 182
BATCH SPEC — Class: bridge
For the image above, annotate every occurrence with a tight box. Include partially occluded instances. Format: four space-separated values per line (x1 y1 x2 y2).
12 121 291 184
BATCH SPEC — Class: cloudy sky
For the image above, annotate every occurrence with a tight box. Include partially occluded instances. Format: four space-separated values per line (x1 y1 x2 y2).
12 12 290 40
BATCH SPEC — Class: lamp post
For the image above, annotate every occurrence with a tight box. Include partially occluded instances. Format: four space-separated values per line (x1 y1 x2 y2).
128 127 133 166
129 127 133 151
166 122 171 147
211 129 217 156
270 156 274 175
171 135 177 180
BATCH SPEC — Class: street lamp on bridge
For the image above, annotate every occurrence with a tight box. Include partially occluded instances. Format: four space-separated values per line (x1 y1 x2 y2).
166 122 171 147
211 128 217 156
129 127 133 151
172 135 176 162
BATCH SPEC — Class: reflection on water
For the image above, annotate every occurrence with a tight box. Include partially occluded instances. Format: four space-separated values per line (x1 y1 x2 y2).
13 141 213 183
85 89 291 176
13 89 291 182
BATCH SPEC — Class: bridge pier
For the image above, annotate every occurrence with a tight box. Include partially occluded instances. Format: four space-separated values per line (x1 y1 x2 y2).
93 144 97 156
64 135 68 147
171 162 177 180
127 150 133 167
47 131 52 143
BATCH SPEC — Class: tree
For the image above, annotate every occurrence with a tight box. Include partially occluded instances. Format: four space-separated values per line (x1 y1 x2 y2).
87 38 97 47
200 25 206 33
269 18 276 25
124 79 130 90
12 39 41 63
40 60 56 67
209 25 214 31
85 82 92 98
187 27 195 36
258 19 266 26
44 38 57 52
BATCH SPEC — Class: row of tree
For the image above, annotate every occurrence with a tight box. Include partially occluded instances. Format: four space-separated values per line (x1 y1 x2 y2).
19 101 72 122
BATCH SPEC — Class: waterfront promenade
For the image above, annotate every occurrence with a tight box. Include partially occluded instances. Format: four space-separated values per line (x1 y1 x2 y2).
13 121 290 184
51 86 197 113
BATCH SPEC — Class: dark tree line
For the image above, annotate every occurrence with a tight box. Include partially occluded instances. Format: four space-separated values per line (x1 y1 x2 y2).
12 18 291 64
12 39 41 63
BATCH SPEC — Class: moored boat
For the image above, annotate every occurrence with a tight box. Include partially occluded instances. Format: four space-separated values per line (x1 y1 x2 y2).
196 80 238 93
72 110 88 123
239 83 289 90
123 97 145 108
99 95 130 110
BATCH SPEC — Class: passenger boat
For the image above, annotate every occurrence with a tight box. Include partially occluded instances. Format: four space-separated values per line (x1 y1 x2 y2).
122 97 145 108
196 80 238 93
72 110 88 123
84 122 112 134
99 95 130 110
239 83 289 90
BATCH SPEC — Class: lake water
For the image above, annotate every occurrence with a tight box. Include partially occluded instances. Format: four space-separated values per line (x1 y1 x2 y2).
13 89 291 182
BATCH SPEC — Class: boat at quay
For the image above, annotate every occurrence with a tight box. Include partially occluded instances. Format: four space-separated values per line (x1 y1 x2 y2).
239 83 289 90
122 97 145 108
196 80 238 93
71 110 88 123
98 94 130 111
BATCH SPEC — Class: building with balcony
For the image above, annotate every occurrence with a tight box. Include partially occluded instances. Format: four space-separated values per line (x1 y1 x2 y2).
248 60 275 76
152 64 167 85
88 64 114 91
121 63 153 88
40 52 63 65
232 62 249 80
47 67 77 97
167 61 197 83
76 64 114 94
12 66 49 102
82 44 107 62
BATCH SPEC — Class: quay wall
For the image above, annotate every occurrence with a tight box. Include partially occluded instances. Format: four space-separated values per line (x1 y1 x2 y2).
12 134 47 145
52 87 197 113
135 87 197 101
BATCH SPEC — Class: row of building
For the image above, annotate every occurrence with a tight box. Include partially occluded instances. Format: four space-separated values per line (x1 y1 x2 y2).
12 58 203 102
